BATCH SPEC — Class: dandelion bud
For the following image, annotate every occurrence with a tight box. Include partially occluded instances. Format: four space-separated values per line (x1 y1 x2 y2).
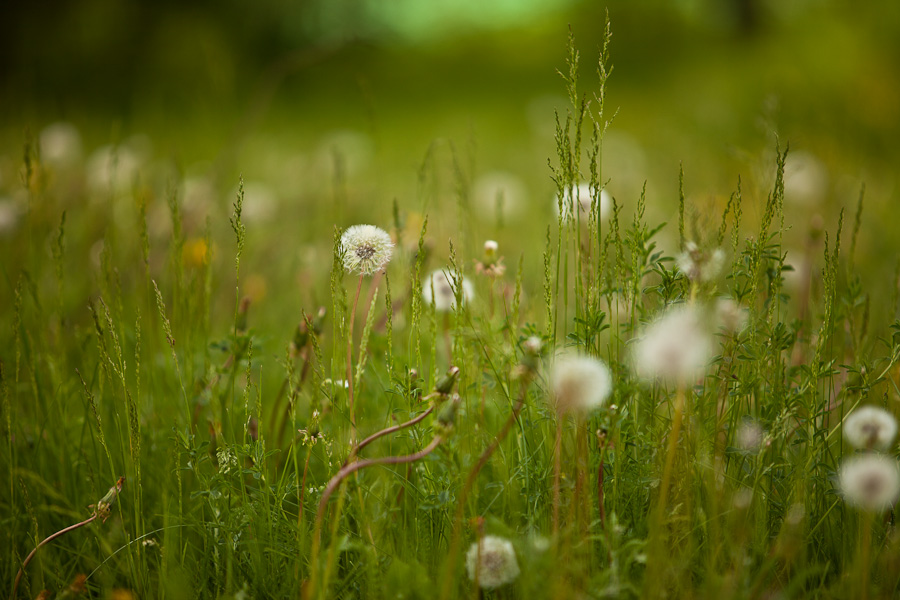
550 354 613 415
465 535 520 589
93 477 125 521
340 224 394 275
843 405 898 451
484 240 499 259
436 393 461 432
839 454 900 513
677 241 725 282
435 366 460 395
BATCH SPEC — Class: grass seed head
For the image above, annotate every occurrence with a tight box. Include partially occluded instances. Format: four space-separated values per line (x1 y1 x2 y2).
422 268 474 312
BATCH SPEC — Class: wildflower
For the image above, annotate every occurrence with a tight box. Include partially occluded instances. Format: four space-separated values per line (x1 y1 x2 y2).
550 354 613 415
340 224 393 275
677 241 725 282
633 305 712 381
715 297 749 333
555 182 611 221
465 535 520 589
839 454 900 512
843 406 897 451
475 240 505 278
422 269 474 312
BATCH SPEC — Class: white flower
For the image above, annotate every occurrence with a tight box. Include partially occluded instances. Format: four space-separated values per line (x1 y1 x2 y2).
465 535 520 589
551 354 613 415
340 224 393 275
633 305 712 381
484 240 499 257
839 454 900 513
677 241 725 282
422 269 473 312
783 151 827 206
843 406 898 451
555 182 611 221
715 298 748 333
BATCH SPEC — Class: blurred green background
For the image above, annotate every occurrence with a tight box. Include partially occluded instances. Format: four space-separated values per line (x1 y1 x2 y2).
2 0 899 318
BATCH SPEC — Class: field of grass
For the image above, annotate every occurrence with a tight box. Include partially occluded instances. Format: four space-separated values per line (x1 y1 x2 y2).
4 13 900 600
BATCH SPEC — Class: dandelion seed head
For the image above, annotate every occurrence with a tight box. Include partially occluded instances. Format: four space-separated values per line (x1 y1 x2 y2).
716 297 749 333
551 354 613 415
735 420 765 453
555 182 611 221
677 241 725 282
465 535 520 589
844 406 897 451
422 269 473 312
839 454 900 513
340 224 393 275
633 305 712 381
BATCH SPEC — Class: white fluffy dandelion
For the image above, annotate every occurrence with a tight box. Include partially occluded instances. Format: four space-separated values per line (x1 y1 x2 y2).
422 269 473 312
633 305 712 382
465 535 520 589
677 241 726 282
843 406 898 451
715 297 749 333
550 354 613 415
839 454 900 513
735 419 765 453
340 224 393 275
555 182 611 221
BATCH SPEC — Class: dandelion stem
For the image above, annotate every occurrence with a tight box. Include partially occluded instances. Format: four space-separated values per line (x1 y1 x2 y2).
439 374 532 600
306 435 443 600
347 272 364 445
345 402 436 465
13 514 98 599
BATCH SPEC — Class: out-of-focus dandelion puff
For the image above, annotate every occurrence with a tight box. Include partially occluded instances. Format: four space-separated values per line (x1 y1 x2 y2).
843 405 898 451
715 297 749 333
236 181 278 224
422 268 474 312
40 122 82 167
784 151 828 206
551 354 613 415
0 197 23 236
735 419 765 453
473 171 527 221
839 454 900 513
633 305 712 381
465 535 520 589
87 144 143 196
732 487 753 510
677 241 725 282
554 182 611 221
182 175 216 216
340 224 394 275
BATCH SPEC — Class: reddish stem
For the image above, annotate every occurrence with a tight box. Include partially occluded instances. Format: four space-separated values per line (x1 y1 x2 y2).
345 405 435 465
13 514 98 598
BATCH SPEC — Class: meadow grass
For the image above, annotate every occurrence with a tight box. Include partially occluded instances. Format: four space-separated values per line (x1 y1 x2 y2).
4 22 900 600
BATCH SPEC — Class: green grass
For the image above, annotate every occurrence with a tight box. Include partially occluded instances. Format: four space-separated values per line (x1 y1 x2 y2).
4 22 900 600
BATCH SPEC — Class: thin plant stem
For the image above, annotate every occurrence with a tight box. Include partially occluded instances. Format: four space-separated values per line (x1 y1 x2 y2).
13 514 98 599
306 436 443 600
345 403 436 465
553 419 563 535
347 272 364 445
439 375 532 600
